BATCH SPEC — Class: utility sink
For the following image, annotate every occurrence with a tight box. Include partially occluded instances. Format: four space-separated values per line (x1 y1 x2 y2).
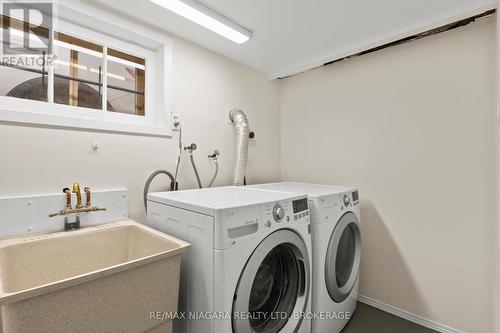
0 220 190 333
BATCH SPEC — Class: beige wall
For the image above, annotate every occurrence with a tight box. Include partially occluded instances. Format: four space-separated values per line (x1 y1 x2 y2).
0 35 281 223
280 17 496 333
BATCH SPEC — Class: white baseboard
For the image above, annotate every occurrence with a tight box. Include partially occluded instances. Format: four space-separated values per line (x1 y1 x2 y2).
357 295 464 333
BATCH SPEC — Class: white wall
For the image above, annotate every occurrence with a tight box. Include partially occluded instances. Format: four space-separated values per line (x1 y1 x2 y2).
0 34 281 223
280 17 496 333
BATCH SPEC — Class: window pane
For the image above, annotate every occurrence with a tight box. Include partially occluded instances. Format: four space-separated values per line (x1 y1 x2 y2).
54 33 103 110
0 67 48 102
107 48 145 116
54 77 103 110
1 15 50 55
1 15 48 102
107 88 140 115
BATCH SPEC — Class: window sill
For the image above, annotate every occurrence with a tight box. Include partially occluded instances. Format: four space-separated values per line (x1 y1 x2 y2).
0 97 172 137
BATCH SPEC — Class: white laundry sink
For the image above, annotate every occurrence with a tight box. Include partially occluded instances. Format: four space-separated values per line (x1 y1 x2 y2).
0 220 190 333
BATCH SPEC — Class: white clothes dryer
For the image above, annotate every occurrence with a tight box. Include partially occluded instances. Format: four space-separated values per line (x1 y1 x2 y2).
249 183 361 333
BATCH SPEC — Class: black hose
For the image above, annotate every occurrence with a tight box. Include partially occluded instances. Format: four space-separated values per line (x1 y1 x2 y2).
144 170 175 212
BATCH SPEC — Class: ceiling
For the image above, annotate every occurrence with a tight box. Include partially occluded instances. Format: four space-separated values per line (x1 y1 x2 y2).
90 0 496 79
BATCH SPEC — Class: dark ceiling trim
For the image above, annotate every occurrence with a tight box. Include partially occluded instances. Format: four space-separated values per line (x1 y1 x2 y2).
324 9 496 67
279 8 496 79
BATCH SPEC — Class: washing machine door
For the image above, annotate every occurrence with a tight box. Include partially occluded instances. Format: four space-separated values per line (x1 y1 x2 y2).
232 229 310 333
325 212 361 303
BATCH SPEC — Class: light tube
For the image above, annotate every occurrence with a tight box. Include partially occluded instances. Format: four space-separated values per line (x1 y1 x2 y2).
150 0 252 44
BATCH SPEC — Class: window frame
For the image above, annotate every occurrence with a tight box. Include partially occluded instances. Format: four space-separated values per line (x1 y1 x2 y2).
0 2 173 137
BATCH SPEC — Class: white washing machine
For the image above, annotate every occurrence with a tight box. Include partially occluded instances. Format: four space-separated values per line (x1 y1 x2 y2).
249 183 361 333
147 186 312 333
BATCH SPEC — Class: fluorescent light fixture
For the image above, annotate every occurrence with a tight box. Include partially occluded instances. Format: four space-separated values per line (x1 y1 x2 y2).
149 0 252 44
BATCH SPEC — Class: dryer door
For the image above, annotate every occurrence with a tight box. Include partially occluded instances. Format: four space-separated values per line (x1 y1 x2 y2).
232 229 310 333
325 212 361 303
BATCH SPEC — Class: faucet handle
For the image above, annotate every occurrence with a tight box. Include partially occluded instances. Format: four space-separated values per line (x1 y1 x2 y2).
63 188 71 209
208 150 220 159
184 143 197 152
84 187 91 207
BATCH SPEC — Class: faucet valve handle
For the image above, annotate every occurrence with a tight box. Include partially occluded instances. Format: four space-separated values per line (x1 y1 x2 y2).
63 188 71 209
184 143 197 152
208 150 220 160
84 187 91 207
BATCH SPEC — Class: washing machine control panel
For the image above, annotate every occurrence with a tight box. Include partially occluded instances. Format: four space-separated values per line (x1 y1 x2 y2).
292 197 309 221
263 197 309 229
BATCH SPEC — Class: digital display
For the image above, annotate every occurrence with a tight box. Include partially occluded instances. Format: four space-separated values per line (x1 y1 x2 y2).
352 191 359 202
293 198 308 213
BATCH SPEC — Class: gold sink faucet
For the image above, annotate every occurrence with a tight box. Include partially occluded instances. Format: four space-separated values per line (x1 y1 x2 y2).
73 183 83 209
49 184 106 218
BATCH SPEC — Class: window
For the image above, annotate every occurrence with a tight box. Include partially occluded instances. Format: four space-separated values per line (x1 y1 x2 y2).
0 2 172 137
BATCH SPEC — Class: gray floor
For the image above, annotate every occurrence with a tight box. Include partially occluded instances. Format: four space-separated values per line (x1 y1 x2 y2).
342 303 438 333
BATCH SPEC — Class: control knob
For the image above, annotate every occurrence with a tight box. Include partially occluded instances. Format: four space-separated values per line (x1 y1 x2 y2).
273 205 285 222
343 194 351 207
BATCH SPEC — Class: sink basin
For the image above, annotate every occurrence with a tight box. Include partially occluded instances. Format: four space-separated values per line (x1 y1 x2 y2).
0 220 190 333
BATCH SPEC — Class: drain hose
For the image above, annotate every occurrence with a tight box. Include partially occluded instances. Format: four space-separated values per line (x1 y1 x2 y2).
143 170 175 212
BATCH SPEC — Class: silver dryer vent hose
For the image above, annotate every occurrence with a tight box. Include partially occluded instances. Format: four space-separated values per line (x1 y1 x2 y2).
229 109 249 186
